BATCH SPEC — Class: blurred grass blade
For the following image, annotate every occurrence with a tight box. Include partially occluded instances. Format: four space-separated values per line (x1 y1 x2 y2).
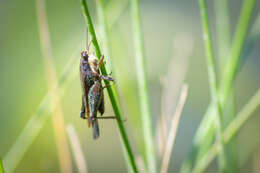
4 12 78 173
36 0 72 172
199 0 227 171
96 1 136 172
161 35 192 122
80 1 138 173
219 0 256 101
0 158 4 173
160 85 188 173
235 15 260 166
3 55 78 173
215 0 230 67
136 155 147 173
157 34 192 159
67 125 88 173
103 0 146 161
192 88 260 173
96 0 114 75
181 0 256 171
106 0 129 29
157 113 167 159
215 0 238 171
130 0 157 172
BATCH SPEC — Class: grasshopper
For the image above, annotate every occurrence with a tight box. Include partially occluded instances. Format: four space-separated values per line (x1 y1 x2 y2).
80 30 114 139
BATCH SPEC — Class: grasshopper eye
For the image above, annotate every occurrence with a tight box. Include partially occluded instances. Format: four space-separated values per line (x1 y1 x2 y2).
81 51 88 60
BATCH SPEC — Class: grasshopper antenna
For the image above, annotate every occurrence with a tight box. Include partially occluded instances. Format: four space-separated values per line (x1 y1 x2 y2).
86 27 92 53
86 27 89 52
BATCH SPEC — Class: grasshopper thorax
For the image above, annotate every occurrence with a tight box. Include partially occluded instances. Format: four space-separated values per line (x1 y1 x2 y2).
80 50 99 74
88 54 99 73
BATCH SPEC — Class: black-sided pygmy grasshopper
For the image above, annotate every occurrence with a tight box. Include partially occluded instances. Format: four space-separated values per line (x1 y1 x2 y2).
80 29 115 139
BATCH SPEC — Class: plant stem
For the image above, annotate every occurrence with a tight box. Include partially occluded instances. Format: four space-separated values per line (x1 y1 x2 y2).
181 0 256 172
80 1 138 173
96 0 114 74
96 1 135 172
130 0 157 172
3 54 78 173
198 0 226 171
215 0 230 67
215 0 238 171
67 125 88 173
219 0 256 102
192 88 260 173
106 0 129 30
36 0 72 172
160 85 188 173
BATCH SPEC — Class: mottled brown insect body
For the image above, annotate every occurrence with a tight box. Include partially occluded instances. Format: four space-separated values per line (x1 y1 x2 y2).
79 38 114 139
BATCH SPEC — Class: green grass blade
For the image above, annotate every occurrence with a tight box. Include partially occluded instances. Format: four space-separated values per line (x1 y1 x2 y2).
198 0 226 171
0 158 4 173
215 0 238 171
130 0 157 172
96 0 114 74
192 88 260 173
96 1 136 172
106 0 129 30
160 85 188 173
219 0 256 101
3 55 78 173
36 0 72 172
215 0 231 67
181 0 256 172
80 1 138 173
66 125 88 173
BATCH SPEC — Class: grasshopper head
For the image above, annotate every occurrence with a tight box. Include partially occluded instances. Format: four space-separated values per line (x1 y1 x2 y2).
81 51 89 60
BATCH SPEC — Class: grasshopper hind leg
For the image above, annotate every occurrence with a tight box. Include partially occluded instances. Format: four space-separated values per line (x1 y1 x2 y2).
98 91 104 115
91 117 100 139
88 81 103 139
80 95 86 119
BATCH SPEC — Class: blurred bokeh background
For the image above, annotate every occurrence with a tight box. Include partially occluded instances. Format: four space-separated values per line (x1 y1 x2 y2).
0 0 259 172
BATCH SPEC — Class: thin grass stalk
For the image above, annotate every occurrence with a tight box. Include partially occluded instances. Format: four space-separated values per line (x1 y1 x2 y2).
3 52 77 173
222 91 237 171
157 113 167 159
198 0 227 171
215 0 238 171
200 0 256 161
106 0 129 30
215 0 230 67
157 35 192 160
67 125 88 173
219 0 256 101
136 155 147 173
160 85 188 173
181 0 256 171
130 0 157 172
102 0 146 160
36 0 73 172
237 15 260 165
96 0 114 76
96 1 135 172
80 1 138 173
192 88 260 173
0 158 4 173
